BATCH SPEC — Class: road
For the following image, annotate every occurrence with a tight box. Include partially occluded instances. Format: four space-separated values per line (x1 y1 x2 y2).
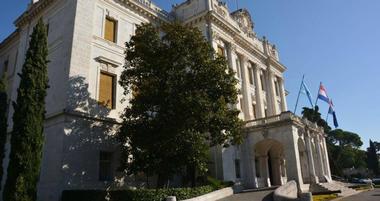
341 188 380 201
217 190 273 201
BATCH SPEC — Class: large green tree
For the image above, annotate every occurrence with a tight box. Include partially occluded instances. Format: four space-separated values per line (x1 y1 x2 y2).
3 19 49 201
118 22 243 187
367 140 379 176
0 74 8 188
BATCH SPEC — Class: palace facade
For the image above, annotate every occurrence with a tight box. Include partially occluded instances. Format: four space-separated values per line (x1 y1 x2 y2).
0 0 331 200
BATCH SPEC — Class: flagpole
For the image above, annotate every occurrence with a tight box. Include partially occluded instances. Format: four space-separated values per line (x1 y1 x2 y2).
314 82 322 107
294 74 305 114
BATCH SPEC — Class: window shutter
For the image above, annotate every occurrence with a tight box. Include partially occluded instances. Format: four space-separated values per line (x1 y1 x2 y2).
105 17 116 42
99 72 114 109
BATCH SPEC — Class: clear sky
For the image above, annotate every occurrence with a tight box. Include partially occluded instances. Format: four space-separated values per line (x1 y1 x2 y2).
1 0 379 148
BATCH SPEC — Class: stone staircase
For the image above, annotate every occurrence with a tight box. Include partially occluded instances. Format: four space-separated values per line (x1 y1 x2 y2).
311 181 359 197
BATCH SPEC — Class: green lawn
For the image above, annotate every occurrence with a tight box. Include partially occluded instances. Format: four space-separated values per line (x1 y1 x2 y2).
313 194 339 201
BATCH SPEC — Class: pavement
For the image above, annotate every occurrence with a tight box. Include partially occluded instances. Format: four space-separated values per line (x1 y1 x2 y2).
340 188 380 201
217 189 274 201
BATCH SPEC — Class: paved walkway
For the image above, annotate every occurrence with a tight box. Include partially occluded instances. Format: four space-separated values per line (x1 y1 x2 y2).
340 188 380 201
217 190 274 201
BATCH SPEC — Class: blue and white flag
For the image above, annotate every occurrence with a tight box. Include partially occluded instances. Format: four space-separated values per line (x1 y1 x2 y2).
328 99 339 128
301 81 314 107
317 83 330 103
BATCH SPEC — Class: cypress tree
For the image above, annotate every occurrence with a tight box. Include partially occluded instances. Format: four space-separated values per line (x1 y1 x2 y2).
367 140 379 176
0 74 7 189
3 19 49 201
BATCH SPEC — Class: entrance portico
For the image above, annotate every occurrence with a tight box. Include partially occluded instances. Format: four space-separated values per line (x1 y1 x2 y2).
213 112 332 192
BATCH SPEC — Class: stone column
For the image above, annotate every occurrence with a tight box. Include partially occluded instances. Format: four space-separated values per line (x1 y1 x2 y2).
259 156 271 187
253 67 265 118
278 77 288 112
240 56 253 120
305 131 318 183
315 136 326 179
226 42 234 70
266 67 279 116
322 137 332 181
249 155 259 188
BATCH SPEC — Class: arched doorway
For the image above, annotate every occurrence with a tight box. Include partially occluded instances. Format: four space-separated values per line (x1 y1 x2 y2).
255 139 285 187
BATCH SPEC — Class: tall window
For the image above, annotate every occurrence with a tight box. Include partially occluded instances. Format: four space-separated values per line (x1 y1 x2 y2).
99 72 116 109
217 46 225 57
235 159 241 179
240 98 244 111
260 72 265 91
99 151 113 181
274 79 280 96
252 103 256 119
105 17 117 43
235 59 241 79
248 67 254 85
3 60 8 74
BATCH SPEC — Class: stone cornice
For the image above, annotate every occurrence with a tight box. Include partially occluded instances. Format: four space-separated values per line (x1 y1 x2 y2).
117 0 171 24
206 11 287 72
0 30 20 52
15 0 56 27
267 57 287 73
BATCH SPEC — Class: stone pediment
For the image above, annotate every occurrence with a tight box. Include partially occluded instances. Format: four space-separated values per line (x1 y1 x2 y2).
231 9 255 37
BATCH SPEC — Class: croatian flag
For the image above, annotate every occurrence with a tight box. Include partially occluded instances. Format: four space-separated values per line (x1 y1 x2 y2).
317 83 330 103
328 99 339 128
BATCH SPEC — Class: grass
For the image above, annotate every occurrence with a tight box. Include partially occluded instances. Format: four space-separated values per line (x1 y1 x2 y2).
313 194 339 201
349 184 373 191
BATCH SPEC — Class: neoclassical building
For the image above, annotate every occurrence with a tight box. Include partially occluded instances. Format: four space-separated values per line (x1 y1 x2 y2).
0 0 332 200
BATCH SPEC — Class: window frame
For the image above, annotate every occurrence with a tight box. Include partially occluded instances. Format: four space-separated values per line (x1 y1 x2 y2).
104 16 118 43
217 46 225 57
235 159 241 179
248 67 254 85
252 103 256 119
99 151 113 182
98 71 116 109
260 72 265 91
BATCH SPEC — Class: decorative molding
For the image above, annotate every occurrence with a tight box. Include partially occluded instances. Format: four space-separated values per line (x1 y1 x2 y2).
95 56 122 67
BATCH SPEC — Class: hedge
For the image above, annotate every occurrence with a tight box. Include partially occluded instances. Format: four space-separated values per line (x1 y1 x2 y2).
61 185 215 201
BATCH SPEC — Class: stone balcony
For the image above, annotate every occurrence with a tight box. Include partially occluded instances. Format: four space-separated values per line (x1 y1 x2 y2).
245 111 325 134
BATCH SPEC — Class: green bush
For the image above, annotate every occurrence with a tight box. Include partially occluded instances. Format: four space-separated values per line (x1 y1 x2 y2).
61 186 215 201
206 176 234 189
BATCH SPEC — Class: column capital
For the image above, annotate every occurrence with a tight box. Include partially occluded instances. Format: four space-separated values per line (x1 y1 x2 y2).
226 43 237 52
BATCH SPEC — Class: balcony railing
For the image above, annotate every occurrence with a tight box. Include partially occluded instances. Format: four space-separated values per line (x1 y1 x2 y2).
245 112 323 132
132 0 171 18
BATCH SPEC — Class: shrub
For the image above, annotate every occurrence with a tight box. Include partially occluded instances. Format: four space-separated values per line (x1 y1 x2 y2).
61 185 215 201
206 176 234 189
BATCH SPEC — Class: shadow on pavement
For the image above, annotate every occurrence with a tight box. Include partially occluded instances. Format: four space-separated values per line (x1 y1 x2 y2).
262 192 274 201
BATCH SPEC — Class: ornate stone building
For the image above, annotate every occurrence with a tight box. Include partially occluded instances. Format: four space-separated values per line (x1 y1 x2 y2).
0 0 332 200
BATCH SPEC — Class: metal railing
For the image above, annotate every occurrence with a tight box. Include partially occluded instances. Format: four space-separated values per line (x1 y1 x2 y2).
132 0 170 18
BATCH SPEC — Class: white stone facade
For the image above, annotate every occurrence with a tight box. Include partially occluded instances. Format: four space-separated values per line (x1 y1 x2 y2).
0 0 332 200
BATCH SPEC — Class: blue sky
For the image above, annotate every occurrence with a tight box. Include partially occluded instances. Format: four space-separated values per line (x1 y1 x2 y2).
1 0 379 148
